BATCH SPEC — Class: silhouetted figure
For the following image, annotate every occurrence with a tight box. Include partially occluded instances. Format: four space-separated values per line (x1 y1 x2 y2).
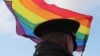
33 19 80 56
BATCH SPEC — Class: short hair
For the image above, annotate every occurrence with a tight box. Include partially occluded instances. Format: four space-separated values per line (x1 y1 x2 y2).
41 32 72 46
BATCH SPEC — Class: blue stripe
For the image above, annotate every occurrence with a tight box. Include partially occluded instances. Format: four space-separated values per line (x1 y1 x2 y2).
76 39 85 46
17 17 38 38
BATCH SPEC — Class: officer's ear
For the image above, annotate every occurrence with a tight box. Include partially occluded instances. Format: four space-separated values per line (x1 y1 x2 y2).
64 35 72 49
65 35 72 44
65 35 74 53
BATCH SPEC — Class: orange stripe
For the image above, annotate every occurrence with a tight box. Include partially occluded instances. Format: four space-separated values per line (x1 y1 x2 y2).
69 17 92 27
20 0 62 20
20 0 92 27
32 0 92 27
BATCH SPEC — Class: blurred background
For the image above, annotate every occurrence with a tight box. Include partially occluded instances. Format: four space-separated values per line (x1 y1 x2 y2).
0 0 100 56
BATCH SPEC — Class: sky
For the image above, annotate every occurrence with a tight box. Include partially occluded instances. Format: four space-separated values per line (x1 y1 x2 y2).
0 0 100 56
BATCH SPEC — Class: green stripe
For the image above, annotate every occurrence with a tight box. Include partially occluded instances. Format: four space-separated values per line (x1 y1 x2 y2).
14 11 89 42
76 32 88 42
15 11 37 29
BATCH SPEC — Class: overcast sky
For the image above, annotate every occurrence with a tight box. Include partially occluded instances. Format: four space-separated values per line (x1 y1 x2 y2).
0 0 100 56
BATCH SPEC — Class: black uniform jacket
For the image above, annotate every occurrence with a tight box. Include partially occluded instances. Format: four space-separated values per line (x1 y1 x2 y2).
34 41 73 56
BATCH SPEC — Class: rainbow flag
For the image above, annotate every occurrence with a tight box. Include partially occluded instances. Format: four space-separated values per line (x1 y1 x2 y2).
5 0 93 52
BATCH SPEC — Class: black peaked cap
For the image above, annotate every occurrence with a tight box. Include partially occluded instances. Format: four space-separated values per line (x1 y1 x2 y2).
34 18 80 51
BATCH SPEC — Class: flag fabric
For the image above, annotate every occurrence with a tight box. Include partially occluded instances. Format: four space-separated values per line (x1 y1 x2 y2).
5 0 93 52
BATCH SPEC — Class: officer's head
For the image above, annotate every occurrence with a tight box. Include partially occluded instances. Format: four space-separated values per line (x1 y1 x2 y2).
34 18 80 53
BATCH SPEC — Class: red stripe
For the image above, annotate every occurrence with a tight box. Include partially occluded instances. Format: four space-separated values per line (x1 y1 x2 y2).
33 0 93 27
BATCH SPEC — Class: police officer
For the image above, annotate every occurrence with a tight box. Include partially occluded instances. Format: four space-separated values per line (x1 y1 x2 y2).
33 19 80 56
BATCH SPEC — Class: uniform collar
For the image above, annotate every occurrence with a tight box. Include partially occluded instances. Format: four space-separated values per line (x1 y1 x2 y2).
35 41 73 56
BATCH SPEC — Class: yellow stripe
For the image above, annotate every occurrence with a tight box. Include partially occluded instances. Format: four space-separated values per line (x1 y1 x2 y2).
78 25 89 34
5 0 12 1
12 0 46 24
12 0 90 35
69 18 90 34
